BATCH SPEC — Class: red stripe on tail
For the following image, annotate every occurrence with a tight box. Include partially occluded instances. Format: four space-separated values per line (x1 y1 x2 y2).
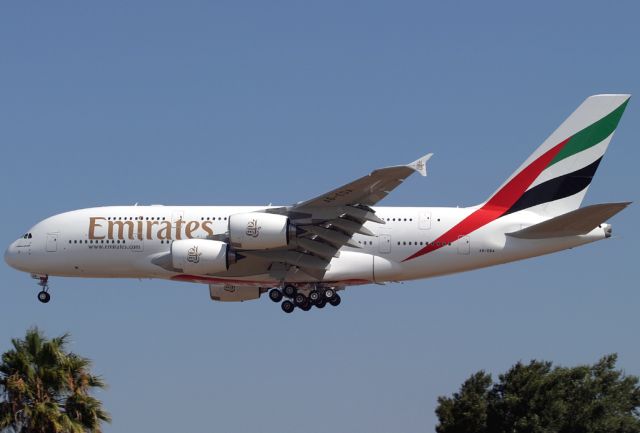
402 137 570 262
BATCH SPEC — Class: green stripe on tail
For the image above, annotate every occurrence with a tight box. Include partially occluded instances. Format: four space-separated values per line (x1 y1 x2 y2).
549 98 629 167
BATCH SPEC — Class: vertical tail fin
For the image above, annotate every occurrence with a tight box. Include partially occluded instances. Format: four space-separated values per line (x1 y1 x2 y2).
484 94 630 217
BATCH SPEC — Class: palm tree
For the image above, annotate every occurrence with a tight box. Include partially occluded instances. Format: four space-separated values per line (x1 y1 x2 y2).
0 327 110 433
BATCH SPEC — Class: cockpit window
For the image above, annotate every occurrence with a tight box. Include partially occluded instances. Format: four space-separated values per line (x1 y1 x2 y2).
28 233 32 239
22 233 33 239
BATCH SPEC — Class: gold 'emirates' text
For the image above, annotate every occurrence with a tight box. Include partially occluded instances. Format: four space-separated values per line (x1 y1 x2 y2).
88 217 215 240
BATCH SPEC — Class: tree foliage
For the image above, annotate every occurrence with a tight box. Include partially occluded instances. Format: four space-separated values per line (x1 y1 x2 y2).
0 327 110 433
436 354 640 433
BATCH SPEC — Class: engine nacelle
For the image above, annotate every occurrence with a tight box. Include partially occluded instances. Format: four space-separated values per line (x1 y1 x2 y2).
228 212 293 250
171 239 234 275
209 284 262 302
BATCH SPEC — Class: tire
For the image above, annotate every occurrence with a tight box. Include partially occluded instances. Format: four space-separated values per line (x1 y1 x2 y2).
269 289 283 303
323 288 336 299
300 302 311 311
315 298 327 309
37 291 50 304
283 285 297 298
281 300 295 313
329 294 341 307
309 290 320 303
294 293 308 307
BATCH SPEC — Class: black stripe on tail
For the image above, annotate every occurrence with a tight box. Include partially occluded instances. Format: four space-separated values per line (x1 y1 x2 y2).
503 157 603 216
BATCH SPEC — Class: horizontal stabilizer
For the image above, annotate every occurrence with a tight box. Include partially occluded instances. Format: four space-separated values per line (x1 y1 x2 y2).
507 202 631 239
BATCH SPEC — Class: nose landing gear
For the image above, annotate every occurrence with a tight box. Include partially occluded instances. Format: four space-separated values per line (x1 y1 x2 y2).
33 275 51 303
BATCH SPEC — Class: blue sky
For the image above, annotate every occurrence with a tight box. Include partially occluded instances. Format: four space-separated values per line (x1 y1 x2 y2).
1 2 639 432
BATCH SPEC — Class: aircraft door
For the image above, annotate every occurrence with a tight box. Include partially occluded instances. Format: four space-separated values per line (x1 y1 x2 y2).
46 233 58 252
457 235 470 255
419 210 431 230
378 234 391 253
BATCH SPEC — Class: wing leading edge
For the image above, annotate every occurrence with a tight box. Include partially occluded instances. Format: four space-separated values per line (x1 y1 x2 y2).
293 153 433 209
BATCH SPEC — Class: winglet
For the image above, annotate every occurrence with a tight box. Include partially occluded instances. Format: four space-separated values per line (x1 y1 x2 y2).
407 153 433 177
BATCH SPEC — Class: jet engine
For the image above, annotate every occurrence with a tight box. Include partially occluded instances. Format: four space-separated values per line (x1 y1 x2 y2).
171 239 235 275
228 212 294 249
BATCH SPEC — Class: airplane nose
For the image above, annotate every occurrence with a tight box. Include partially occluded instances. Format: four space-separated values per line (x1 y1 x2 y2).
4 242 20 270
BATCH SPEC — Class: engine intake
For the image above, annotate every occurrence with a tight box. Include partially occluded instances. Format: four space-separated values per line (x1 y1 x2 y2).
171 239 235 275
228 212 294 250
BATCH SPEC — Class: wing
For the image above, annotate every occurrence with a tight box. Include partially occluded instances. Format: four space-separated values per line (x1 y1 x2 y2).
244 153 433 280
294 153 433 208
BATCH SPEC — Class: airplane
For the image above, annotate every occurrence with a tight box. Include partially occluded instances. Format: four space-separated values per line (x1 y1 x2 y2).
4 94 631 313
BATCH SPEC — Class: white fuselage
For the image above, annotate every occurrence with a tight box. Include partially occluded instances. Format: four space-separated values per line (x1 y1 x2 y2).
5 205 607 289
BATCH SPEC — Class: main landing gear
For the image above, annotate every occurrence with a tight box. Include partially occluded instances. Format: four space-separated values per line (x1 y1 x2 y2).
34 275 51 303
269 284 342 314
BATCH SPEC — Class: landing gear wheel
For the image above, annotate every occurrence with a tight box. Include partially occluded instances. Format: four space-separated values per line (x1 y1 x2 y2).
299 302 312 311
294 293 308 307
315 298 327 309
37 291 51 304
283 285 297 298
309 290 320 304
269 289 283 303
323 288 336 299
329 294 341 307
281 300 295 313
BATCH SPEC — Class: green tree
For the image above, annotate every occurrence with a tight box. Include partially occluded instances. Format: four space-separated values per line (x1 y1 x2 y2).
436 354 640 433
0 327 110 433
